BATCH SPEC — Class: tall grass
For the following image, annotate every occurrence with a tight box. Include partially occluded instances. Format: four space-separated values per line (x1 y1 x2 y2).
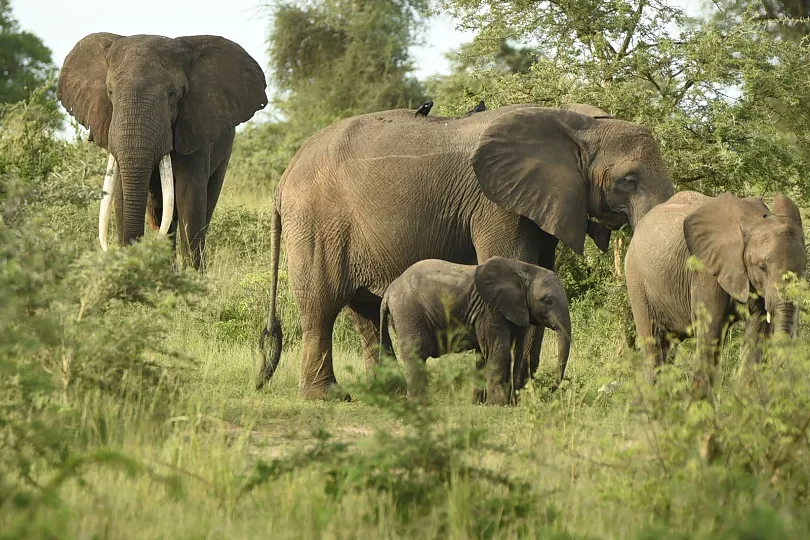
3 99 810 539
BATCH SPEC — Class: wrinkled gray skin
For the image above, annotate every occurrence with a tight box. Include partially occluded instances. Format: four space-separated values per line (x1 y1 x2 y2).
258 102 674 400
379 257 571 405
58 33 267 269
625 191 806 384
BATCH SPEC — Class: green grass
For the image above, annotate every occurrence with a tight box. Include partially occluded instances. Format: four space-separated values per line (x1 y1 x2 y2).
4 132 810 539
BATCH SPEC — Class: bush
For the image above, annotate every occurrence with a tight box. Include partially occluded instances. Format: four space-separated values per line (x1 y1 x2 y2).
0 91 203 536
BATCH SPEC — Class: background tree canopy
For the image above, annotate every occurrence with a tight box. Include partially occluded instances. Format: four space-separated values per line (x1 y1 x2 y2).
0 0 58 124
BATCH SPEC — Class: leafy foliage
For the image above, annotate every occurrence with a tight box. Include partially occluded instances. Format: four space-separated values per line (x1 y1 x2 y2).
268 0 428 133
0 90 201 535
0 1 59 125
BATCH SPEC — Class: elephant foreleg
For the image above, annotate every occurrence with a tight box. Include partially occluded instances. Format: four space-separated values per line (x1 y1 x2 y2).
478 327 514 406
205 147 230 225
395 324 432 404
174 160 209 271
740 298 768 374
690 296 729 402
472 352 486 404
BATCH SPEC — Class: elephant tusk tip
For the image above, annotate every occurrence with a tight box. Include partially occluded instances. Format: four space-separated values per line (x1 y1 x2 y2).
766 311 772 324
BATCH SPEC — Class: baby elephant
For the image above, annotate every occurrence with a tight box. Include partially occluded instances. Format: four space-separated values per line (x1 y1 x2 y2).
625 191 806 386
379 256 571 405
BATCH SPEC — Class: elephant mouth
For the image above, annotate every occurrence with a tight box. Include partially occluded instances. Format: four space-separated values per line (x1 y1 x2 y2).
591 213 625 230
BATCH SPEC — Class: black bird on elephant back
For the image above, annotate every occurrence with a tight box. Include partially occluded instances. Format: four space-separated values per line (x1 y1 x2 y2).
415 100 433 117
57 33 268 270
256 100 675 402
467 100 486 113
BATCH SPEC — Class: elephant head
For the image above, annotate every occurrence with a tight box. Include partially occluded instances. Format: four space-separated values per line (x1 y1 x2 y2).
474 256 572 386
471 107 674 255
57 33 267 250
684 192 807 337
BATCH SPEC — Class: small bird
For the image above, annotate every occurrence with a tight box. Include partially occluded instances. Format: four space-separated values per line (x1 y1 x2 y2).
415 100 434 117
467 100 486 114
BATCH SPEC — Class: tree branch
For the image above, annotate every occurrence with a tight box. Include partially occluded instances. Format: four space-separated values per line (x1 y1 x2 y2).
619 0 647 59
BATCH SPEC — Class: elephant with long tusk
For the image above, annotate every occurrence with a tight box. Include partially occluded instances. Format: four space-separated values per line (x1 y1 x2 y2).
59 33 268 268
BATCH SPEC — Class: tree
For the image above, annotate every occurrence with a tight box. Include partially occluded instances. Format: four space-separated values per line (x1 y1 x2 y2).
0 0 55 102
225 0 429 194
267 0 428 137
0 0 59 123
716 0 810 37
426 38 542 115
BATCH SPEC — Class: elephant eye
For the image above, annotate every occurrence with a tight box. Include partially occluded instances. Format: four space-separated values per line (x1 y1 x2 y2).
759 262 768 273
542 296 553 306
167 88 176 97
615 174 639 193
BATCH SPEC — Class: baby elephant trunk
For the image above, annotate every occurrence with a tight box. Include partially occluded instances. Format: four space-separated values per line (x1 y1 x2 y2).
553 308 572 387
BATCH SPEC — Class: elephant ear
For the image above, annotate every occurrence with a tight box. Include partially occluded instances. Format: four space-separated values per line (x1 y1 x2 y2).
474 257 531 327
174 36 268 155
57 33 122 149
683 192 768 303
562 103 613 119
472 108 592 255
772 193 803 229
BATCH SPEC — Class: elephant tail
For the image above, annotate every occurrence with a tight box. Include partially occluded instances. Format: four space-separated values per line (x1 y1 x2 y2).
379 291 392 363
256 207 283 390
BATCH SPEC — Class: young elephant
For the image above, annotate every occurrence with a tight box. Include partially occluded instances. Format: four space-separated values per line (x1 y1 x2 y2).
625 191 806 385
379 257 571 405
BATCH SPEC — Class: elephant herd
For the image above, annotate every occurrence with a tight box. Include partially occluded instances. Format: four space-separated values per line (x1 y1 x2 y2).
58 33 806 405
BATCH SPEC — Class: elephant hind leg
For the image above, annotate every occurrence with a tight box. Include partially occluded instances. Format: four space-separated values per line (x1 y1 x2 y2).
299 312 348 400
290 259 353 400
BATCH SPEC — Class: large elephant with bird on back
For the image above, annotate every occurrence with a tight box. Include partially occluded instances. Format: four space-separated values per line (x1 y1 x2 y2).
257 102 675 401
57 33 268 269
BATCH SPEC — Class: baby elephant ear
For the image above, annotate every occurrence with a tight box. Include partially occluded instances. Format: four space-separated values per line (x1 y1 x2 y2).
683 193 762 303
474 257 531 327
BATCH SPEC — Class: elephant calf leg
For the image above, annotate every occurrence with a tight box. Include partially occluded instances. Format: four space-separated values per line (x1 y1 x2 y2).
484 344 514 406
345 300 392 376
396 330 433 403
472 353 487 404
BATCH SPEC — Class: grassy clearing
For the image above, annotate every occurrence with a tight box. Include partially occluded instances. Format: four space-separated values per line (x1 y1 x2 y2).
4 127 810 538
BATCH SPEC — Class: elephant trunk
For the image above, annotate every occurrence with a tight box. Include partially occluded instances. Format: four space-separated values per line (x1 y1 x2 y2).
554 308 572 386
772 300 799 339
106 93 174 247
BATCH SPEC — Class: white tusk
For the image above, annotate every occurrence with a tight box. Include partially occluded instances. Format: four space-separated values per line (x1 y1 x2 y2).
157 154 174 235
98 153 120 252
766 311 771 324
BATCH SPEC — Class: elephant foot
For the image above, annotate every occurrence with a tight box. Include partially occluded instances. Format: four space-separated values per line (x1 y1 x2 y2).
473 384 514 406
300 381 352 402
